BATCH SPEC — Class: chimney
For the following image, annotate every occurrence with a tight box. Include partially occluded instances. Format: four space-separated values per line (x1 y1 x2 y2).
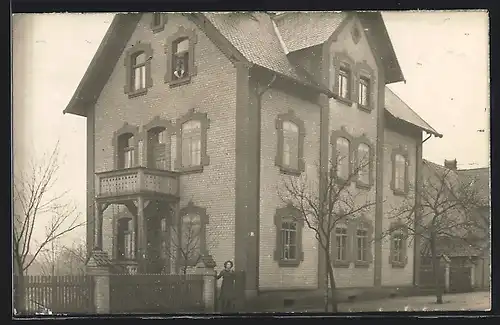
444 159 457 170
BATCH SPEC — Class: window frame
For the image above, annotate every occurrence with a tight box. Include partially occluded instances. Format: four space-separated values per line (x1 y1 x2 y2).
354 61 376 112
353 134 374 189
175 109 210 174
353 215 373 268
389 222 409 268
332 52 356 106
124 42 153 98
165 27 198 88
330 127 354 184
177 201 209 268
274 204 304 267
391 146 410 196
113 122 139 170
150 13 166 33
332 223 351 268
275 110 306 176
143 116 174 170
117 217 135 261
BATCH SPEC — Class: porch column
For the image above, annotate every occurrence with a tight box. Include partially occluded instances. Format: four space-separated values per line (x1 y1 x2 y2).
136 196 146 273
94 202 103 249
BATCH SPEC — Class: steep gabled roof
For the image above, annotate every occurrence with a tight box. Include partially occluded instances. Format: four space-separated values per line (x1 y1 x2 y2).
385 87 442 137
457 167 490 205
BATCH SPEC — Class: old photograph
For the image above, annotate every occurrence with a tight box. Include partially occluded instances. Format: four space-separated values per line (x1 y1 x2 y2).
12 11 490 315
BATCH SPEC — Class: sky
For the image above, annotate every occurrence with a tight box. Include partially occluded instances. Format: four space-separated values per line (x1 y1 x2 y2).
12 11 490 246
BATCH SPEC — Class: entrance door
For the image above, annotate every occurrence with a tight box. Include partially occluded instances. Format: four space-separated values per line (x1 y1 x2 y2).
449 266 472 293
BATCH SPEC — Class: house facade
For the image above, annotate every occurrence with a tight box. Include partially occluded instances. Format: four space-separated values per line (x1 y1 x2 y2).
64 12 441 296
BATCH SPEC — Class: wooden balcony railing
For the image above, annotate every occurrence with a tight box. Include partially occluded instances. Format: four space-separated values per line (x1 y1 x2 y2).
96 167 179 200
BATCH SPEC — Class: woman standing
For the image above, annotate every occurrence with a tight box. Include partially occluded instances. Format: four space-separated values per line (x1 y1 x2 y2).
216 260 235 312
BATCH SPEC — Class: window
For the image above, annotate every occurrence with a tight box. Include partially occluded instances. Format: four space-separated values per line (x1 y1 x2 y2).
153 13 161 26
357 143 370 186
283 121 299 169
124 42 153 97
391 147 409 195
358 76 370 107
165 27 197 87
172 38 189 80
389 224 408 268
180 214 202 266
118 133 135 169
117 218 134 260
175 110 210 173
151 13 166 32
274 205 304 267
336 137 350 180
132 52 147 92
181 120 201 168
177 202 208 269
338 65 351 100
148 128 167 169
356 226 368 262
335 226 348 262
275 111 306 175
281 220 298 260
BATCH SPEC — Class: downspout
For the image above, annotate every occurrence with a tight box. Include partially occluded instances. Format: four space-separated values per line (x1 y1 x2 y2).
254 72 276 294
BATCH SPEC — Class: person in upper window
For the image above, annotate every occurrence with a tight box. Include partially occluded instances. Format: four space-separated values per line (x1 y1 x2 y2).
216 260 235 312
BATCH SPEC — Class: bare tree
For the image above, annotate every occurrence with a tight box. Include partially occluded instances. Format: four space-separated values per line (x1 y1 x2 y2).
388 161 486 304
58 240 88 276
168 214 221 275
279 152 376 312
13 142 85 313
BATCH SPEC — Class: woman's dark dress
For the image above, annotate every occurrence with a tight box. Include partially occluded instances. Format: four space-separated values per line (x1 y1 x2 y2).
217 270 235 312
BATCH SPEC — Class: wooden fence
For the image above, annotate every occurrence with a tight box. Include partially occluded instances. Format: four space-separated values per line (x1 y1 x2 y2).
109 274 204 313
16 275 95 314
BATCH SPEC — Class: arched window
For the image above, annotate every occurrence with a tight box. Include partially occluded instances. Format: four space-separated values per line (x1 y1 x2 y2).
394 153 406 191
147 127 167 169
282 121 299 169
181 120 201 168
357 143 370 184
336 137 350 179
118 133 135 169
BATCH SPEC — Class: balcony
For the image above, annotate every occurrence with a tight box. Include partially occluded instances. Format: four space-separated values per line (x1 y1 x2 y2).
96 167 179 203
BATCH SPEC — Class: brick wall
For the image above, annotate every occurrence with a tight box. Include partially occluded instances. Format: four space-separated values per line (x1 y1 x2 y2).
382 128 416 286
258 88 321 290
326 16 379 288
93 13 237 271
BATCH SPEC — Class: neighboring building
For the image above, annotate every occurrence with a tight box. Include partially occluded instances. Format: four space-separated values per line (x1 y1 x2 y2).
63 12 441 296
421 159 490 290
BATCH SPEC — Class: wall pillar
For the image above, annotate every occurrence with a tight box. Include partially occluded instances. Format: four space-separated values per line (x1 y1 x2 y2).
94 202 103 249
470 263 476 288
86 249 112 314
195 255 217 312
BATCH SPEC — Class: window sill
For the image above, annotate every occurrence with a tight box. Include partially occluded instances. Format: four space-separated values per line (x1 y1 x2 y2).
333 95 353 107
128 88 148 99
278 259 301 267
356 181 372 190
279 166 302 177
354 261 371 268
333 260 350 268
179 165 204 175
391 261 407 269
168 76 192 88
357 104 373 113
392 189 408 197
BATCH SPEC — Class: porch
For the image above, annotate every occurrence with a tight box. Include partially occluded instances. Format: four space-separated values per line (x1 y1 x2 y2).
94 166 180 274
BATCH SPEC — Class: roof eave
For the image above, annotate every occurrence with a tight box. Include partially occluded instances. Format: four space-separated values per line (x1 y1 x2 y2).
385 109 443 138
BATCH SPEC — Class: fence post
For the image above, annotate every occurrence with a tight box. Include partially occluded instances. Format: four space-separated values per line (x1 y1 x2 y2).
195 255 217 312
444 264 450 292
86 249 112 314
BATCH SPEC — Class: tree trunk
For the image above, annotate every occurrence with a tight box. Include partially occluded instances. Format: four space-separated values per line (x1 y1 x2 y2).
430 233 443 304
327 264 338 313
14 262 26 314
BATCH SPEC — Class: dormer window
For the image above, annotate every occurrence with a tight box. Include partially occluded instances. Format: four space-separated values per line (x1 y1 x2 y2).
165 27 198 87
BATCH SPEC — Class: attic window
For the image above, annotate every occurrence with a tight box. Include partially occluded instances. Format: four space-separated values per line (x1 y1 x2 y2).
165 27 198 88
151 13 166 33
